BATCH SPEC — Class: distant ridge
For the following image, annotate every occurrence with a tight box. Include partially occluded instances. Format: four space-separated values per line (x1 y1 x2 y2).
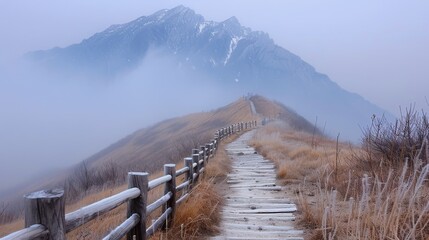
0 96 312 204
86 95 317 171
27 5 392 141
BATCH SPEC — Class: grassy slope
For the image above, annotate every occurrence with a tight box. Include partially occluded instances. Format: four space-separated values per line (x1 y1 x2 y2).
251 121 429 239
2 95 325 238
250 95 318 134
86 97 256 172
0 97 256 237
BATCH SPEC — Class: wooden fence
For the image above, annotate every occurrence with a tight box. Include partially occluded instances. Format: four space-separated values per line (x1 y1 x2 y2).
1 120 257 240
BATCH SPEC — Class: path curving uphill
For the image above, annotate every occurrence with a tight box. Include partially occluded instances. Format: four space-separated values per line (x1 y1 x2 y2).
212 130 303 240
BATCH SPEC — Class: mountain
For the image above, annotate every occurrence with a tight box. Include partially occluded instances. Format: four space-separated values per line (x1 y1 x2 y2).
27 5 391 141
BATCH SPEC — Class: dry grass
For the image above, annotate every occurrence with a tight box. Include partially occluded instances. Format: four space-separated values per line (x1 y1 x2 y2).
251 120 429 240
0 133 239 239
204 134 239 179
151 180 223 240
148 130 245 239
0 184 129 238
0 168 186 238
0 97 257 225
249 95 317 133
250 121 353 183
88 97 256 172
0 219 23 237
0 96 257 237
150 131 241 239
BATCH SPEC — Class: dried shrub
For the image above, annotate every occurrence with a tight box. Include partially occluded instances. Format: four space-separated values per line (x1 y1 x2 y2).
362 107 429 170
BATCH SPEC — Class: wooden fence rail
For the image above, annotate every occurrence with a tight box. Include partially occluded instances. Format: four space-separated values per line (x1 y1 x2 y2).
1 120 257 240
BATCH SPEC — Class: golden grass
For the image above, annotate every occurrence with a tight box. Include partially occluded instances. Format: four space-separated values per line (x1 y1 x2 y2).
149 131 243 239
0 94 267 239
251 120 429 239
204 134 239 180
0 133 240 239
89 97 257 172
0 220 23 237
151 180 222 240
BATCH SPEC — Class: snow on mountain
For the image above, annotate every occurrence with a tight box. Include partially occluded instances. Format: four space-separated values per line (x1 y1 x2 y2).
27 5 392 141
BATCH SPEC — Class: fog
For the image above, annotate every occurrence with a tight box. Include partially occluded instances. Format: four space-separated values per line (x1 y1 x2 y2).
1 1 428 114
0 49 236 194
1 0 428 195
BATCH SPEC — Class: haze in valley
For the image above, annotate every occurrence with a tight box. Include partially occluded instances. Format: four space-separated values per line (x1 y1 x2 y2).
0 0 428 195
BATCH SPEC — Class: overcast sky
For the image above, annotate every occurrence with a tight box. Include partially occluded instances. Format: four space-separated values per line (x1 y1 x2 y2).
0 0 429 113
1 0 428 114
0 1 428 195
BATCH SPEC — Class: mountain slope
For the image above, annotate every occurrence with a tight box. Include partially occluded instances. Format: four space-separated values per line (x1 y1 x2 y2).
0 96 312 207
27 5 391 141
86 97 256 172
86 95 319 172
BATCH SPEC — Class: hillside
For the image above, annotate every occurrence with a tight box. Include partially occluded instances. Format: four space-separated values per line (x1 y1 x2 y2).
0 95 316 237
86 95 320 172
85 97 256 172
0 98 254 200
250 95 320 134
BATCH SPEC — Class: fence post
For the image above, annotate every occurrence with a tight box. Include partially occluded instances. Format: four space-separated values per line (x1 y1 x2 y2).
192 153 201 181
200 145 207 163
127 172 148 240
193 148 202 174
163 164 176 230
211 140 215 156
185 157 194 189
25 189 65 240
205 143 211 159
214 137 219 154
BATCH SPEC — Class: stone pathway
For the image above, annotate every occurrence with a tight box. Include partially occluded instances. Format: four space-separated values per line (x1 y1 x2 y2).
212 130 303 240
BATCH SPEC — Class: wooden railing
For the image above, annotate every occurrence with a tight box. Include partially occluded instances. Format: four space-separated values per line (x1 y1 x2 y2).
1 120 257 240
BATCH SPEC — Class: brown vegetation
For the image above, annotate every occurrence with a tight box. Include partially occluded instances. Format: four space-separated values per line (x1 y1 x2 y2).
251 109 429 240
150 180 222 240
151 136 237 239
0 97 256 229
250 95 318 133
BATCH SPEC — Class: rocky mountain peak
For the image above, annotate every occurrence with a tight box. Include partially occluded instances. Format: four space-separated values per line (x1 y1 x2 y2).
26 5 391 141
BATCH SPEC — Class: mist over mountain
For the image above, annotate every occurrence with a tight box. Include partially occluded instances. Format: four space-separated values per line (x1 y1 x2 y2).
27 5 391 141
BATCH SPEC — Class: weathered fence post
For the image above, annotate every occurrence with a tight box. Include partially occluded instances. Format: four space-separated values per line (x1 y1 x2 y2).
214 137 219 153
185 157 194 189
25 189 65 240
163 164 176 230
205 143 211 159
200 145 207 163
211 140 215 156
127 172 148 240
193 148 202 174
192 153 201 181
